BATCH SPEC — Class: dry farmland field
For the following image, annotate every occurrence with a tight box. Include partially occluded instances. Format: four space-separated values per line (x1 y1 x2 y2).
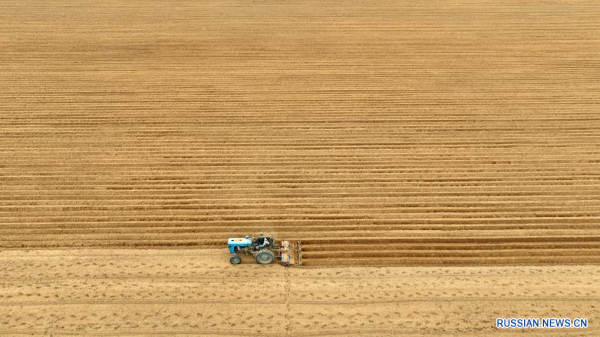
0 249 598 336
1 0 600 335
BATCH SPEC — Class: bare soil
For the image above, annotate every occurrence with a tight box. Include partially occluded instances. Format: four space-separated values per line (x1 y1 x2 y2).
0 249 598 336
1 0 600 266
1 1 600 334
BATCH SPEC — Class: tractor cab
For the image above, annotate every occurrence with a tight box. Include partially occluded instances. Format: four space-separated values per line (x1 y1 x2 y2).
254 234 273 248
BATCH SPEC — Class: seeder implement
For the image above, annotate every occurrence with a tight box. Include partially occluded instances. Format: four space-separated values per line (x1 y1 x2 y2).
279 240 302 266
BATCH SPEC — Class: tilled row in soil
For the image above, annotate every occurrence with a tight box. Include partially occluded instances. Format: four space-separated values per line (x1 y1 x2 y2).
1 0 600 266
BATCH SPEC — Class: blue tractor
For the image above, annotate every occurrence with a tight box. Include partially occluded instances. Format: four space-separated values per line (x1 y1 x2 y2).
228 232 276 265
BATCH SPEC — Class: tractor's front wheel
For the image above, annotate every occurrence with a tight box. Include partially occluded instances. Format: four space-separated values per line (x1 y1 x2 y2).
255 250 275 265
230 255 242 265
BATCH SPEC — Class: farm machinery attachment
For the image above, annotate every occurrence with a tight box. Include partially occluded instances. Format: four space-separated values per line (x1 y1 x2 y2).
228 232 302 266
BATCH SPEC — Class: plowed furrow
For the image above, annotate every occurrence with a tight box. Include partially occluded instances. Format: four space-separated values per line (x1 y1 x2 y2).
1 0 600 267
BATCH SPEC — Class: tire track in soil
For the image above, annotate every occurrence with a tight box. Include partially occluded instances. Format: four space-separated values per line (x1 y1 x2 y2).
285 267 292 336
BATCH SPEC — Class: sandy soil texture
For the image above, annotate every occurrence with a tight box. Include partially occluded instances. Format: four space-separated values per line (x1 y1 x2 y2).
1 0 600 265
2 1 599 336
0 249 597 336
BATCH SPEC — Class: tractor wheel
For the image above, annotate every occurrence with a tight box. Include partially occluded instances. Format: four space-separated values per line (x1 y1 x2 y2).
230 255 242 265
255 250 275 265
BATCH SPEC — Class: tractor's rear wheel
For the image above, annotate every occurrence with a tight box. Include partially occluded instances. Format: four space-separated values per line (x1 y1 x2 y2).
230 255 242 265
255 250 275 265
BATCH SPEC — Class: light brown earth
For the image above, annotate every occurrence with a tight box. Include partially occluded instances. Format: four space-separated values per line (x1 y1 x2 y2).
1 0 600 335
1 0 600 265
0 249 598 336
